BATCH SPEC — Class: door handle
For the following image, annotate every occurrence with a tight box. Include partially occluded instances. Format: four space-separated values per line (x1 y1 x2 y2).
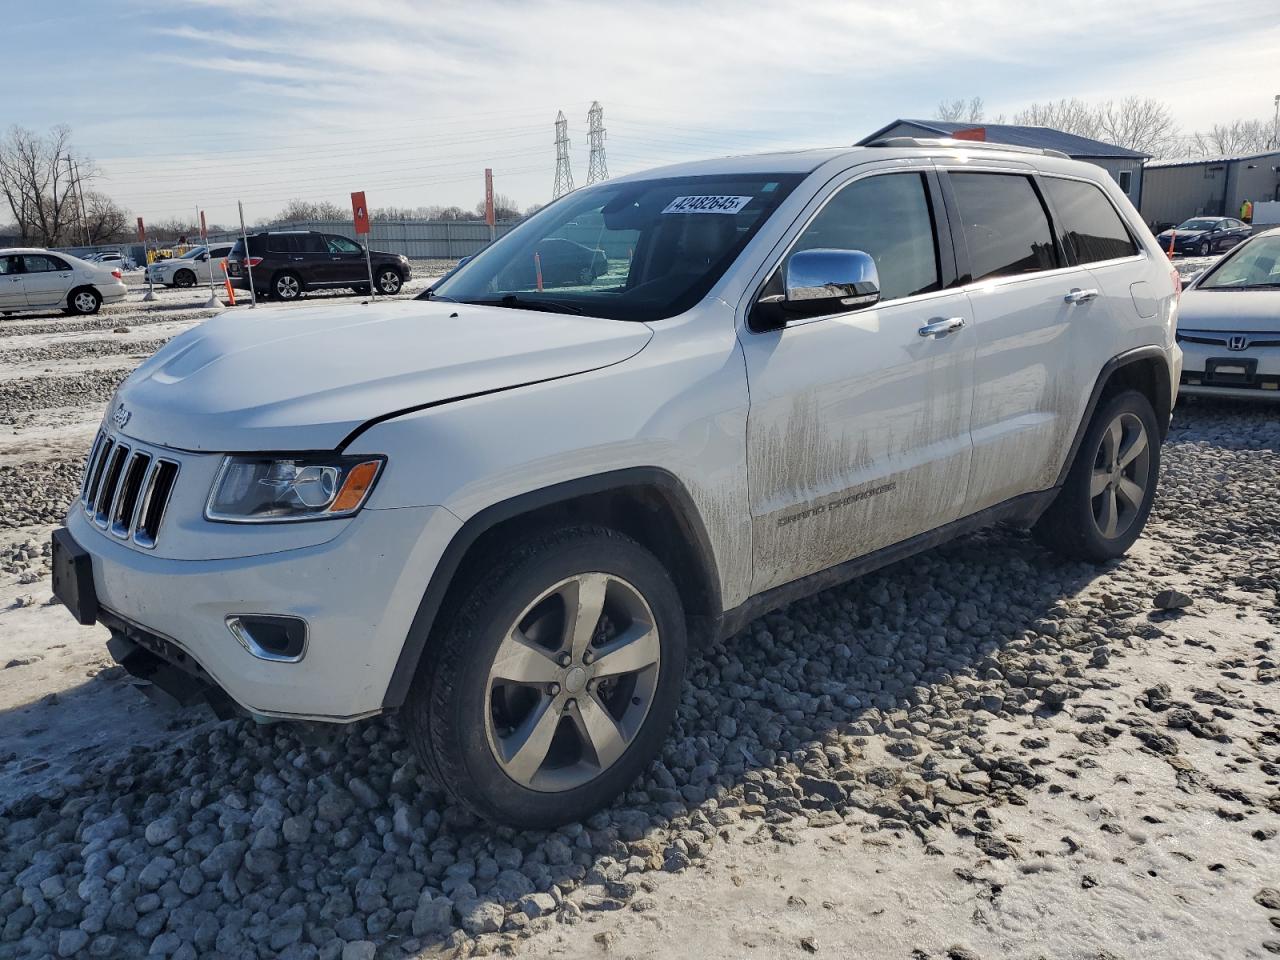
1064 288 1099 304
918 316 967 339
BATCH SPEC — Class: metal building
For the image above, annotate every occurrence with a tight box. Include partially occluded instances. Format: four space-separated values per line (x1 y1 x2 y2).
1140 151 1280 231
857 120 1149 207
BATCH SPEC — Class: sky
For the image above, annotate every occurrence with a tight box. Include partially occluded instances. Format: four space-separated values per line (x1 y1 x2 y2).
6 0 1279 227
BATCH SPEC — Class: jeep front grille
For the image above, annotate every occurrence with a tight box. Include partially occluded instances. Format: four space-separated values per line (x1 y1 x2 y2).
81 431 180 548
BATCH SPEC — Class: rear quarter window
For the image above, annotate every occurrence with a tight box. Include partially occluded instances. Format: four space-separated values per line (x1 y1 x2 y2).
1042 177 1138 264
267 235 299 254
949 172 1059 282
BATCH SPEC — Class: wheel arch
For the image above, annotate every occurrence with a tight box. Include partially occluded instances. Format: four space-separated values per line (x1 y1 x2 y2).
381 467 722 710
1056 345 1172 489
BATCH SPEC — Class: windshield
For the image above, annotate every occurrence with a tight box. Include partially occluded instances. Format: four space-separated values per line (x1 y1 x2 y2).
178 246 207 259
1177 219 1219 232
430 173 803 321
1197 235 1280 289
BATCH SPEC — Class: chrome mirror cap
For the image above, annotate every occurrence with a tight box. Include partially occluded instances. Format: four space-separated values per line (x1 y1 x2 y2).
784 248 881 307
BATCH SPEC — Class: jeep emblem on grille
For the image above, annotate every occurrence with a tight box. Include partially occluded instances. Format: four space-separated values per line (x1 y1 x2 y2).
1228 335 1249 352
111 402 131 429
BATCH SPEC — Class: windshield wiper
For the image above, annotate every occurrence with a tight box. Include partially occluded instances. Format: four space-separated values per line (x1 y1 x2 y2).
470 295 584 315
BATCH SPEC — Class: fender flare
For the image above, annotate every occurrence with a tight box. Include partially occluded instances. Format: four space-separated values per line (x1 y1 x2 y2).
1055 344 1172 489
381 466 721 710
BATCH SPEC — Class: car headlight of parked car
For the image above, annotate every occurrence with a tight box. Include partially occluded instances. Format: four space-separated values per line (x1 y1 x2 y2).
206 454 384 522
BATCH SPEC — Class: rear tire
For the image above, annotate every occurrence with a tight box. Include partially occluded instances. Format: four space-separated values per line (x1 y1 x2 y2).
68 288 101 315
272 272 303 301
404 526 687 828
1033 389 1160 563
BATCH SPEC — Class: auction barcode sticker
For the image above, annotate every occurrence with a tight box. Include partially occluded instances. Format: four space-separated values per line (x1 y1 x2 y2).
661 195 753 214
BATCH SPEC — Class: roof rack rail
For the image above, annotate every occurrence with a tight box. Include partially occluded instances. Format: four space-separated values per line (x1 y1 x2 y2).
866 136 1071 161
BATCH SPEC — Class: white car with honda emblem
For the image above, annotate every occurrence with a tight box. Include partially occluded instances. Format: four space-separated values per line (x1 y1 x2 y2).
1175 227 1280 400
53 138 1180 828
1 248 128 315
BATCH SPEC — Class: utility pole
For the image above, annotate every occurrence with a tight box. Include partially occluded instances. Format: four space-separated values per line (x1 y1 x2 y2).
586 101 609 185
552 111 574 199
1273 94 1279 149
65 156 90 246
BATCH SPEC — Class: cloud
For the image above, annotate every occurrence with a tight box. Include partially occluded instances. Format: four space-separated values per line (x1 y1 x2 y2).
69 0 1280 221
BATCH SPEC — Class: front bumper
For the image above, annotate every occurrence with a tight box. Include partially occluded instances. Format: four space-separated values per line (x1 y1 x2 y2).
1178 337 1280 399
61 502 460 721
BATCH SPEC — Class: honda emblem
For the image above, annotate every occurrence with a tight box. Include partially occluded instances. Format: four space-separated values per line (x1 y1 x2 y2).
1227 335 1249 352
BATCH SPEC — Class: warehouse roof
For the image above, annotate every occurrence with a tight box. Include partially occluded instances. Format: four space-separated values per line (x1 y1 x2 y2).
858 119 1150 160
1146 149 1280 169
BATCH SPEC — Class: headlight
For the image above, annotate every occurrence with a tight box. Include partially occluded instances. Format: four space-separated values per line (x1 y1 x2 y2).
206 455 384 523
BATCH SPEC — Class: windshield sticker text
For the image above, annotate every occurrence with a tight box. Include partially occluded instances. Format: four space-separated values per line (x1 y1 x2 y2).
661 195 753 215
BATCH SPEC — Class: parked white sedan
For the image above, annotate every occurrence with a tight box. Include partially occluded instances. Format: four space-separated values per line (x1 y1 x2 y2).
0 249 129 316
145 244 233 287
1177 228 1280 400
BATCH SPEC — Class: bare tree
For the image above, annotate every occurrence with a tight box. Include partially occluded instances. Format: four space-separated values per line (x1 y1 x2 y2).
473 192 521 221
935 97 987 124
1012 96 1178 155
269 198 348 223
1190 118 1278 157
1095 97 1179 156
79 191 131 242
1013 98 1103 138
0 125 82 246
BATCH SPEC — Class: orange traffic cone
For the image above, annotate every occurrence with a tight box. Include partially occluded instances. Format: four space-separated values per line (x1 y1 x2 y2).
221 261 236 305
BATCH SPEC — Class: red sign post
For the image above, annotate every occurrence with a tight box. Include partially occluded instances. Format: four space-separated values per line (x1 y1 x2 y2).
136 217 145 244
351 191 375 297
484 168 495 244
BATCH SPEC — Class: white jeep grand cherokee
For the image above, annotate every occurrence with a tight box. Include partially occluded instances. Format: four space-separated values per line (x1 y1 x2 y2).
53 139 1182 827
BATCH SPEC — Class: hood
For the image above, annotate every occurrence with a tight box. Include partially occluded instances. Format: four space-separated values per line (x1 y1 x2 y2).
114 300 652 451
1178 288 1280 333
1157 228 1205 240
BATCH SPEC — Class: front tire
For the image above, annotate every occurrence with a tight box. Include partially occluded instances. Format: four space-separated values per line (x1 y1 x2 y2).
1033 389 1160 563
68 288 101 315
375 267 402 295
405 526 687 828
1198 241 1210 256
173 268 197 288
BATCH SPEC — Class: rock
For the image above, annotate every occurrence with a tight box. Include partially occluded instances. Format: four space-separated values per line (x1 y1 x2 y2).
411 895 453 937
1257 889 1280 911
1153 589 1192 611
281 815 312 844
518 892 558 919
58 928 89 957
341 942 376 960
456 899 504 935
144 816 178 846
347 777 381 810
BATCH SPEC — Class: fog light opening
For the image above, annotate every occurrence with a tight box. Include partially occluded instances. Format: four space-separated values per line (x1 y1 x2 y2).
227 615 308 662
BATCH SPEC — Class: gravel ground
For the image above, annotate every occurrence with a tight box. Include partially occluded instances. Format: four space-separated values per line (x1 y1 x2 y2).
1 338 174 367
0 272 1277 960
0 370 129 426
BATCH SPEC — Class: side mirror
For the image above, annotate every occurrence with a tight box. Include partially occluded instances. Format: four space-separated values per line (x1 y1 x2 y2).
757 249 880 325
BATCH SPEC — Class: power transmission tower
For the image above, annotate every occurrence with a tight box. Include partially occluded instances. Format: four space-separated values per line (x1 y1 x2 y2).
586 101 608 184
552 110 574 199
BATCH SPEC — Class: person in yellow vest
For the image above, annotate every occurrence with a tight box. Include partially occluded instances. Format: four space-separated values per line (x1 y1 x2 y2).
1241 199 1253 223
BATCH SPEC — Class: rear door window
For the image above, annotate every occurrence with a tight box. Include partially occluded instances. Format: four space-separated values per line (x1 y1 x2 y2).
1043 177 1139 264
298 234 328 254
949 173 1059 282
21 254 61 273
776 172 941 302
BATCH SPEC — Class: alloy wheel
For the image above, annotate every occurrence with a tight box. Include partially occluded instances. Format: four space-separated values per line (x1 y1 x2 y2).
484 572 661 792
276 276 300 299
378 271 401 294
1089 411 1151 540
73 292 98 313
